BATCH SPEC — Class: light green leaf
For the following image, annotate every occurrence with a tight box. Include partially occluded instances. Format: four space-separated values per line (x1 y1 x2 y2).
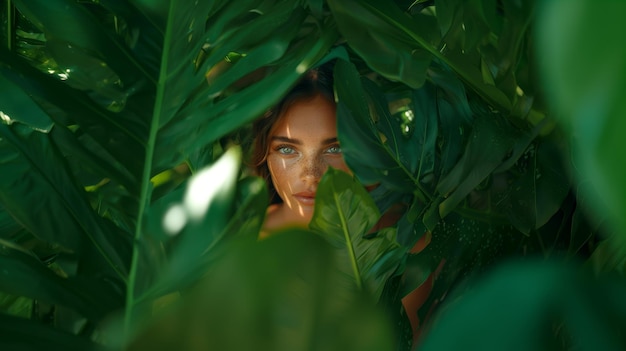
127 232 395 351
310 168 404 299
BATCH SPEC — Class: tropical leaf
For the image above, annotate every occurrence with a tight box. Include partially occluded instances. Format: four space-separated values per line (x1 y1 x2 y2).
0 313 97 351
335 59 416 194
0 240 123 322
310 168 405 299
493 138 570 234
127 231 395 351
537 0 626 236
420 259 626 351
435 115 520 219
328 0 438 88
0 122 131 281
0 73 52 131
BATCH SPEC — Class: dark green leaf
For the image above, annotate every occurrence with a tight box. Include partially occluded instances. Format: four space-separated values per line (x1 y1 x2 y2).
494 138 570 234
310 168 404 299
0 123 131 281
0 313 97 351
437 115 520 218
328 0 438 88
0 72 53 132
13 0 154 84
335 59 416 192
0 241 123 321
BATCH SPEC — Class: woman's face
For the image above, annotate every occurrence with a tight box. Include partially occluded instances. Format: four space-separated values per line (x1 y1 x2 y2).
266 94 351 223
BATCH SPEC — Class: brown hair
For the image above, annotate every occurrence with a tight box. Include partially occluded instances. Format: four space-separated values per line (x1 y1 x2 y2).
250 63 335 203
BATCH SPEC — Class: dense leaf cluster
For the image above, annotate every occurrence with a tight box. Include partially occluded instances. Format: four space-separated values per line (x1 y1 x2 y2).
1 0 625 350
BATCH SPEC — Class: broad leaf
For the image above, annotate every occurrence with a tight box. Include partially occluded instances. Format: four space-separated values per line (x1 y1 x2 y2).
127 232 395 351
0 313 97 351
0 122 131 281
328 0 438 88
537 0 626 235
436 115 520 219
493 138 570 234
335 59 416 193
0 73 52 132
310 168 404 299
420 259 626 351
0 241 123 322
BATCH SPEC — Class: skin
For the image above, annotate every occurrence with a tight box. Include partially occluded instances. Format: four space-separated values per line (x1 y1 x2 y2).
261 94 351 234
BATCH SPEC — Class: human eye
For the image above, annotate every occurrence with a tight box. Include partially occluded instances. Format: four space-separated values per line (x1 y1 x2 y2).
275 145 296 155
325 144 342 154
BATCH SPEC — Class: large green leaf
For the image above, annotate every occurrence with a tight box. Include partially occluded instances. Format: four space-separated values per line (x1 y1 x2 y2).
127 232 395 351
153 9 338 172
310 168 405 299
328 0 437 88
0 313 97 351
0 73 53 132
335 59 416 193
536 0 626 236
12 0 155 85
0 50 146 185
493 138 570 234
0 240 122 322
420 259 626 351
0 122 131 281
436 115 520 219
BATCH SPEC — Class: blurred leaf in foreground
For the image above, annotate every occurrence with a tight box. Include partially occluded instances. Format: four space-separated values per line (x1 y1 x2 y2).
127 232 394 351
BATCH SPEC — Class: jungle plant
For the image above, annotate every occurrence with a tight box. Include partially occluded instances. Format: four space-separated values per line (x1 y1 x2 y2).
1 0 625 350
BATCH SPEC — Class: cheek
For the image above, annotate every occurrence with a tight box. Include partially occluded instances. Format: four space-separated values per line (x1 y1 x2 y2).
267 156 292 192
328 157 352 175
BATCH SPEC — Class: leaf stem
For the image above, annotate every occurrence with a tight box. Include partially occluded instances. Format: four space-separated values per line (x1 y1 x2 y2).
333 191 363 291
124 0 176 335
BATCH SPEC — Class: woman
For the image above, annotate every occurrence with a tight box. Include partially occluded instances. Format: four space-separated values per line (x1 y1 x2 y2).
251 64 433 344
250 65 351 237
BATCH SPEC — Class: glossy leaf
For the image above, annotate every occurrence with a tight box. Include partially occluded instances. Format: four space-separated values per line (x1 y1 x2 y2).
0 72 53 132
12 0 154 85
335 59 416 192
328 0 438 88
0 122 131 281
310 168 404 299
0 49 146 182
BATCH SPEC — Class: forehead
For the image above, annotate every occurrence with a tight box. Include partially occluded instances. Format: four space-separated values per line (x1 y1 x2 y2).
269 94 337 139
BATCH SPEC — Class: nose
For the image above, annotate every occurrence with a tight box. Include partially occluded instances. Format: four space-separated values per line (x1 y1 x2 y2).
300 154 327 184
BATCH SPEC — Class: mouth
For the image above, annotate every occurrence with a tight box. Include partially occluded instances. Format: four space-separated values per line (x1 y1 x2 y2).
293 191 316 206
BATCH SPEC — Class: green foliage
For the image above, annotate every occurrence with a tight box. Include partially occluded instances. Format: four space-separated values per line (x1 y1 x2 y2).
310 168 405 299
0 0 624 350
127 232 395 351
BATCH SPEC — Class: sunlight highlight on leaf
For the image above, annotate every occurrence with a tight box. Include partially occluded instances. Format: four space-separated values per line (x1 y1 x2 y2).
162 146 241 236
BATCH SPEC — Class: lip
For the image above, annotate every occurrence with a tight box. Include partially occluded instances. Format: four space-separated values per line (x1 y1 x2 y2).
293 191 316 206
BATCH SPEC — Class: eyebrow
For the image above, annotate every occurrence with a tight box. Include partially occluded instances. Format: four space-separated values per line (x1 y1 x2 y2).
271 136 338 145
